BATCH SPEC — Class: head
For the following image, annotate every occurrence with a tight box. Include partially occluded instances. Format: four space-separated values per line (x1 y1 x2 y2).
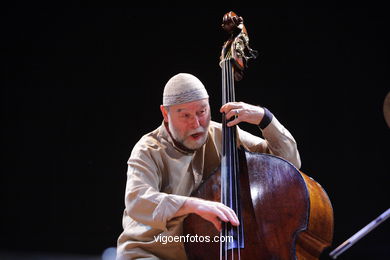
160 73 211 150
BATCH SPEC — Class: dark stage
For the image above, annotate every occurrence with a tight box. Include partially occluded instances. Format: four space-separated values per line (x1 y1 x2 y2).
1 8 389 259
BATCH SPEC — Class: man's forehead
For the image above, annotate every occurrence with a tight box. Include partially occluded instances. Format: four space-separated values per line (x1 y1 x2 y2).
173 99 209 112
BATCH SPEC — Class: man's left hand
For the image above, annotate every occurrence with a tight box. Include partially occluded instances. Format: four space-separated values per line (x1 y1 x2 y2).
220 102 265 127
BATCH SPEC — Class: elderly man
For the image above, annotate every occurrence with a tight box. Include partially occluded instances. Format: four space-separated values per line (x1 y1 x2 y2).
117 73 301 260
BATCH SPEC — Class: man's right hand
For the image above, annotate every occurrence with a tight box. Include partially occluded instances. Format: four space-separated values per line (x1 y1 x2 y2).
173 197 240 232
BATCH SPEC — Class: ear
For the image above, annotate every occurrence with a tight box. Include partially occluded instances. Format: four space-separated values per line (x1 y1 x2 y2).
160 105 169 123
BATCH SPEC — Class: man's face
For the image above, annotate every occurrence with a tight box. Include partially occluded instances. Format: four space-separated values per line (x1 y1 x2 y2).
161 99 211 150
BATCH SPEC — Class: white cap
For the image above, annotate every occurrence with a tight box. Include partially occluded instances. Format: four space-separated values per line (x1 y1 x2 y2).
163 73 209 106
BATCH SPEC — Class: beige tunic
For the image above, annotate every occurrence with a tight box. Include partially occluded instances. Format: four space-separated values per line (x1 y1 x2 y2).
117 118 300 260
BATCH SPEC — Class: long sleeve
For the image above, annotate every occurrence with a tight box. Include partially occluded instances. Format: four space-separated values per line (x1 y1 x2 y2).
124 142 188 231
237 116 301 169
117 124 199 260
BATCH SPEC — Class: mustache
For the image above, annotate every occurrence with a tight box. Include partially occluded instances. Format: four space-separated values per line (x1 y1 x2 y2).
187 127 206 136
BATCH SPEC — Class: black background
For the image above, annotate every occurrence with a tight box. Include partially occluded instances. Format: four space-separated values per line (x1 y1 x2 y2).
1 7 389 259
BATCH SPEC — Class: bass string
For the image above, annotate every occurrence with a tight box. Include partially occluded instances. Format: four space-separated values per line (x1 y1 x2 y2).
231 58 241 260
221 56 229 260
227 56 241 260
221 56 226 260
220 54 241 260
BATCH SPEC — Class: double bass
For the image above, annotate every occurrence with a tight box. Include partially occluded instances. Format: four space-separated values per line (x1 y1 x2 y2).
184 11 334 259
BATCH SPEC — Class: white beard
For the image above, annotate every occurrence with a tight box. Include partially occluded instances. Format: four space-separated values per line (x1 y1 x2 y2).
168 120 210 150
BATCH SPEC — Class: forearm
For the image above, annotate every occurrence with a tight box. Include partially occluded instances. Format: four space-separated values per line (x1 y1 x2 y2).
261 116 301 168
173 197 201 217
234 106 301 169
173 197 239 232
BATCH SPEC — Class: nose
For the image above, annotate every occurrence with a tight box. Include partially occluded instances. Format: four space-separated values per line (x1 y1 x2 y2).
190 116 201 129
